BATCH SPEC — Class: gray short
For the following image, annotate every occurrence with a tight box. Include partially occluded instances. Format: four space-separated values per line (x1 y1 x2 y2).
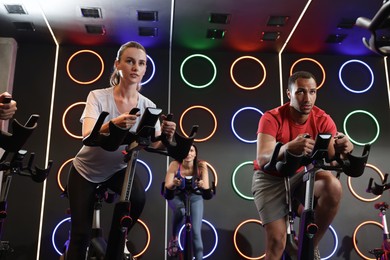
251 170 305 225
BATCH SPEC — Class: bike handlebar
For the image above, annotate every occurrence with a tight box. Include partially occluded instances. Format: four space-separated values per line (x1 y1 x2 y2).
0 114 52 182
82 108 199 162
263 134 371 178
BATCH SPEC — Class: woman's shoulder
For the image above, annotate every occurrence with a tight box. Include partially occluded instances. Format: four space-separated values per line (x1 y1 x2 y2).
138 93 157 108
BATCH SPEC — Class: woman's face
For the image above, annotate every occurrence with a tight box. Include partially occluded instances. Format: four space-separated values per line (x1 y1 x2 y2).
184 146 196 162
116 47 147 84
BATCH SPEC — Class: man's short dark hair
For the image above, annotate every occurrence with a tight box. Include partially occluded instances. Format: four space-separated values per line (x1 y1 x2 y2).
288 71 317 90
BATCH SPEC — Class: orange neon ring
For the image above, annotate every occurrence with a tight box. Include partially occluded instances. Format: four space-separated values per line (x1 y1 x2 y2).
62 102 86 139
179 105 217 142
290 58 326 89
132 219 151 258
205 161 218 187
57 158 74 192
233 219 266 260
230 56 267 90
352 220 383 260
66 50 105 85
347 163 384 202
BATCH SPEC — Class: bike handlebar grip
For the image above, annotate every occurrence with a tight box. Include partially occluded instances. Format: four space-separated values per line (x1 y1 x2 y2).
201 188 213 200
276 149 303 177
31 160 53 183
263 142 283 172
343 144 370 178
163 187 175 200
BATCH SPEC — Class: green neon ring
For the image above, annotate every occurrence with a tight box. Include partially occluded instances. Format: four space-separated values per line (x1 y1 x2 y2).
343 110 380 146
180 54 217 88
232 161 254 200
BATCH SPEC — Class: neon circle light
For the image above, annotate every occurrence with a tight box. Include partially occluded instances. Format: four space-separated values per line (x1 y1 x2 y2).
231 107 263 143
352 220 383 260
137 159 153 192
233 219 265 260
180 54 217 89
66 50 104 85
339 59 374 94
347 163 384 202
343 110 380 146
141 55 156 86
57 158 74 192
177 219 218 259
52 217 151 257
290 58 326 89
132 219 151 258
52 217 71 255
179 105 217 142
230 56 266 90
62 102 86 139
232 161 254 200
322 225 339 260
205 162 218 187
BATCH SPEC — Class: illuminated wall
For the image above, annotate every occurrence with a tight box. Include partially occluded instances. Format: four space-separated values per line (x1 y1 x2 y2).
6 44 390 260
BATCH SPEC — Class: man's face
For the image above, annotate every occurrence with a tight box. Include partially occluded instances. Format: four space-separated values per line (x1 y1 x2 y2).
287 77 317 115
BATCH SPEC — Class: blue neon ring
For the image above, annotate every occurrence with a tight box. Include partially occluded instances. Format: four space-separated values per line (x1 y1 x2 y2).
52 217 71 255
178 219 218 258
339 59 374 94
141 55 156 86
231 107 263 143
321 225 339 260
137 159 152 192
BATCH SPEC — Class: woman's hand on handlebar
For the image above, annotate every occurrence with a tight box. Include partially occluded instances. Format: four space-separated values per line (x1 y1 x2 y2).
113 112 139 129
161 114 176 141
196 179 205 189
172 177 182 188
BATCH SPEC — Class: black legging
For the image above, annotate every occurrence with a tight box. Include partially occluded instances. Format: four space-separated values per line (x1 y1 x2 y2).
66 164 146 260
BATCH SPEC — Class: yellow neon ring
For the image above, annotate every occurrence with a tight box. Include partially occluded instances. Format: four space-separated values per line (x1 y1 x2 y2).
347 163 384 202
230 56 266 90
57 158 74 192
62 102 86 139
290 58 326 89
179 105 217 142
205 161 218 187
352 220 383 260
132 219 151 258
66 50 104 85
233 219 265 259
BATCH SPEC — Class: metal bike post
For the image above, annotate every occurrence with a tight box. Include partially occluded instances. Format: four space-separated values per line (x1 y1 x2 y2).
298 168 317 260
105 147 139 260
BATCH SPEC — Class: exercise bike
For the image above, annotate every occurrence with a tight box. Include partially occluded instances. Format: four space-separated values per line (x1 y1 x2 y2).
62 107 198 260
264 133 370 260
162 172 215 260
0 114 52 259
367 173 390 260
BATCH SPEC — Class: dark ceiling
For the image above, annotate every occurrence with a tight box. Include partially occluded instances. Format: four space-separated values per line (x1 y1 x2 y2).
0 0 385 56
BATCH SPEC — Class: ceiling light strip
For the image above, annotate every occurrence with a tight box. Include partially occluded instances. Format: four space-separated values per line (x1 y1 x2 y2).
278 0 313 105
36 4 60 260
384 56 390 109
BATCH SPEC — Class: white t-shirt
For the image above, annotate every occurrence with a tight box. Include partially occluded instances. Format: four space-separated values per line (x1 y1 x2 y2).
72 86 161 183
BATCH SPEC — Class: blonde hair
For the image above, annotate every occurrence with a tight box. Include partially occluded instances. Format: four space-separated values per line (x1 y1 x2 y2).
109 41 147 91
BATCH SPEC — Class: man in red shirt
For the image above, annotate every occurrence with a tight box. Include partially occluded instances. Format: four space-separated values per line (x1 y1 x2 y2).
252 71 354 260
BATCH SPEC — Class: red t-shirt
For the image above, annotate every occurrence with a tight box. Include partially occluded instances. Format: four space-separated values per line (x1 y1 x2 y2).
254 103 337 173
